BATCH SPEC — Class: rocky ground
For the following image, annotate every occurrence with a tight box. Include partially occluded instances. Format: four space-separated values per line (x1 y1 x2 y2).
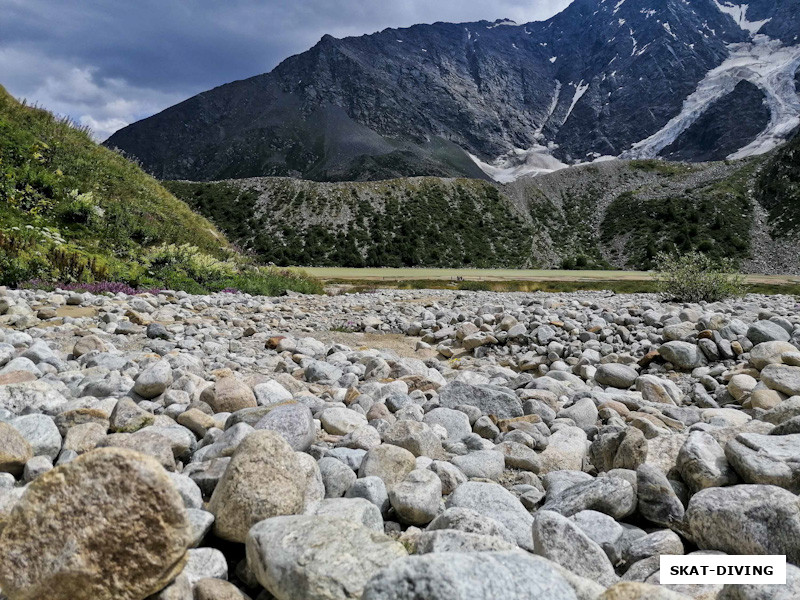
2 286 800 599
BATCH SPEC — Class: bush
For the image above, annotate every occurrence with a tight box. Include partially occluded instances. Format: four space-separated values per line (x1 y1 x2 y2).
654 251 747 302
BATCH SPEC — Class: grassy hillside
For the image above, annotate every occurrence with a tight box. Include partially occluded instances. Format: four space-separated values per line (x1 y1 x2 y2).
0 85 320 295
757 129 800 235
166 154 786 273
165 177 547 268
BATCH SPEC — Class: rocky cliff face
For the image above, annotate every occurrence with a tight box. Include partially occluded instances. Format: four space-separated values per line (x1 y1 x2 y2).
107 0 799 182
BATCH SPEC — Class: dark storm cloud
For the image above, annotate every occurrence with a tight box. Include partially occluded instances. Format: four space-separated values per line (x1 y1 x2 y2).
0 0 573 139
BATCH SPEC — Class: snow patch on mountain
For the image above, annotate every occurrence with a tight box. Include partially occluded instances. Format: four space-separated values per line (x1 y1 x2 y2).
713 1 771 35
468 146 568 183
624 35 800 160
565 81 590 124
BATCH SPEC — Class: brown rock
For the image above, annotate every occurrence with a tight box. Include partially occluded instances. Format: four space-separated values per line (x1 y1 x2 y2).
266 336 286 350
177 408 217 438
72 335 109 358
194 578 252 600
497 414 542 433
63 421 108 454
99 431 177 471
0 422 33 476
0 371 37 386
638 350 661 369
599 582 690 599
208 430 305 542
201 377 257 413
54 408 110 436
0 448 191 600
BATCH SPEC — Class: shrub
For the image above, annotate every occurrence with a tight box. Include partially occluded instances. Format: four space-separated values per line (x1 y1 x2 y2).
654 251 747 302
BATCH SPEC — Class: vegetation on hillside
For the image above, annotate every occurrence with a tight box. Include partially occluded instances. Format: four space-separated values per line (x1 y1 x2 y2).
166 178 541 268
757 129 800 235
600 161 757 269
0 85 321 295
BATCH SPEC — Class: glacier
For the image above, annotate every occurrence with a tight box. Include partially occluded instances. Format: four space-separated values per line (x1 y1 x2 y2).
468 146 568 183
623 35 800 161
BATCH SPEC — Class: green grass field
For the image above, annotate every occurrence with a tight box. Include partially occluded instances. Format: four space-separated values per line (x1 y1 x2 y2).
299 268 800 295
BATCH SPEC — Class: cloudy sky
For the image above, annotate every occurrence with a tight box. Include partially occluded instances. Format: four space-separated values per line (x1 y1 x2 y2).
0 0 573 140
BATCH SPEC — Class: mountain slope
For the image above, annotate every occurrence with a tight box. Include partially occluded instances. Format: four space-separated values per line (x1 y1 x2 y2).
0 84 321 294
104 0 800 183
163 147 800 275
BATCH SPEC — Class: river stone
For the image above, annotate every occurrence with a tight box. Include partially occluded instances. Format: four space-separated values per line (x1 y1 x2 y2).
685 484 800 564
747 321 791 345
600 582 692 599
208 430 305 542
636 464 684 527
415 529 517 553
246 515 407 600
0 422 33 476
725 433 800 492
0 381 67 415
202 376 257 413
532 510 618 587
133 360 173 399
312 497 384 532
446 481 534 550
677 431 738 493
427 507 517 545
451 450 505 480
542 476 637 520
194 578 253 600
320 407 368 435
358 444 416 490
0 447 190 600
72 335 108 358
255 403 315 451
361 552 580 600
658 342 704 371
388 468 442 525
750 341 797 370
437 381 523 418
595 364 638 389
760 364 800 397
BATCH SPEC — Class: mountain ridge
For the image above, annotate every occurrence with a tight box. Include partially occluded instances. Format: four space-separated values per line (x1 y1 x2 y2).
106 0 800 183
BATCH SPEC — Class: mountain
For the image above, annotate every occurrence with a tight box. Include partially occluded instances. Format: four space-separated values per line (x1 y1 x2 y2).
106 0 800 183
163 140 800 275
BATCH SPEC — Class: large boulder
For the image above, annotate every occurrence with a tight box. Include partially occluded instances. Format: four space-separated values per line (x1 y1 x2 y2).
388 469 442 525
362 552 581 600
437 381 523 418
750 341 797 370
358 444 416 490
595 364 638 389
0 381 67 415
685 484 800 564
677 431 738 493
446 481 534 550
255 403 315 451
0 448 190 600
747 321 791 345
0 422 33 476
725 433 800 493
760 364 800 397
201 376 257 413
208 430 305 542
532 510 618 587
658 342 704 371
246 515 406 600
